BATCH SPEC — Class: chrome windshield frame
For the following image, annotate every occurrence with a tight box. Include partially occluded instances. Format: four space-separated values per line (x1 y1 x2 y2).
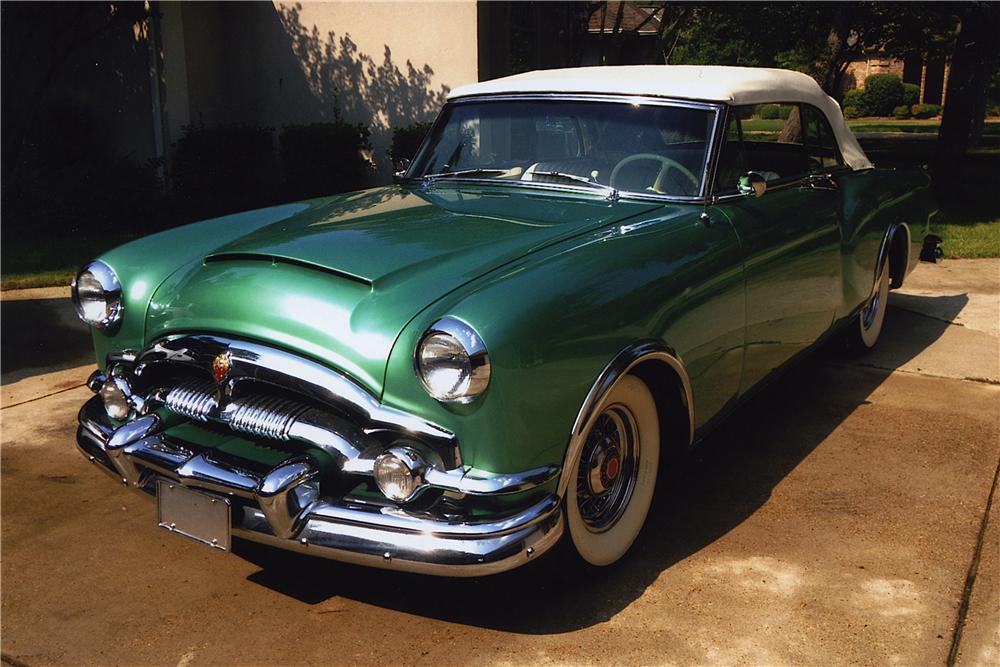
402 93 726 204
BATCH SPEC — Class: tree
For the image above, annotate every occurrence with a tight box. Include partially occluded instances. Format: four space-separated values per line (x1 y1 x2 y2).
934 3 1000 184
658 2 957 97
1 2 152 209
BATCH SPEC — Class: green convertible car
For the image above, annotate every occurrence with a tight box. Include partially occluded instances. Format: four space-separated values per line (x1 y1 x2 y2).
73 66 939 576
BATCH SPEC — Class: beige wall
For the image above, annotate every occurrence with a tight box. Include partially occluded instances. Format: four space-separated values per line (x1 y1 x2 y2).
160 1 477 180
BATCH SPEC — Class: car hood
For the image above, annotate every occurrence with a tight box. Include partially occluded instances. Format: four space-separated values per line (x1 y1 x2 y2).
146 185 659 394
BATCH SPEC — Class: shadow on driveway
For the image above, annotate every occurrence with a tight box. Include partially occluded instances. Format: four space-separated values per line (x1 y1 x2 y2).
232 291 969 634
1 297 92 384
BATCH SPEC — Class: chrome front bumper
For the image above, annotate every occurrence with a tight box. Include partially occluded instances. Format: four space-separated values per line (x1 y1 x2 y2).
77 396 563 576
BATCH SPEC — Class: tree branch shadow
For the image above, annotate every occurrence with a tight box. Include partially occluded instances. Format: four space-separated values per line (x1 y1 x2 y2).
275 3 449 172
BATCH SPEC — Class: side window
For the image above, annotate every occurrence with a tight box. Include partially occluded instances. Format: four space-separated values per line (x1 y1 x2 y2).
715 103 844 193
801 105 843 170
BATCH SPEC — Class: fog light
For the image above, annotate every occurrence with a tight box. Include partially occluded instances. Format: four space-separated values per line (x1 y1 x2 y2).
373 447 427 503
100 376 132 420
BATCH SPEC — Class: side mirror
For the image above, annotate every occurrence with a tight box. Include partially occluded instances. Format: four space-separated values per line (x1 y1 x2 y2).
738 171 767 198
392 158 411 183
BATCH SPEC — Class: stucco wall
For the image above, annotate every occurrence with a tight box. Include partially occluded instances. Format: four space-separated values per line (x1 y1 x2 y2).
160 1 477 180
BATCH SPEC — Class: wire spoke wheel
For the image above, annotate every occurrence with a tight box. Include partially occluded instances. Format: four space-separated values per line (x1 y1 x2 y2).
575 406 639 532
565 374 660 567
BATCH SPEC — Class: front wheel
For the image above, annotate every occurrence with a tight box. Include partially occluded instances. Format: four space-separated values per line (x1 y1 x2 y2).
565 374 660 566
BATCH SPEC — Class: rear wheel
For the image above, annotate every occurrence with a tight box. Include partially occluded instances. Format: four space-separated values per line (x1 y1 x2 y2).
846 255 890 352
565 374 660 566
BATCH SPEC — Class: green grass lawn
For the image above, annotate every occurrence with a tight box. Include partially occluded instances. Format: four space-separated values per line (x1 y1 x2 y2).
1 232 137 291
929 219 1000 259
1 269 76 291
740 118 1000 135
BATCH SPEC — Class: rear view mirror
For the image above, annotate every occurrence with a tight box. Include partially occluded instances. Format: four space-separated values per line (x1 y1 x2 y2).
738 171 767 198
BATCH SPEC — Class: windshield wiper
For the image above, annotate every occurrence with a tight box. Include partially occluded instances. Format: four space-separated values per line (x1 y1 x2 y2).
528 171 619 198
422 168 510 180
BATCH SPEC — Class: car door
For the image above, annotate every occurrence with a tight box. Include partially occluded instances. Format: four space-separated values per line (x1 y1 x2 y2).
712 103 845 394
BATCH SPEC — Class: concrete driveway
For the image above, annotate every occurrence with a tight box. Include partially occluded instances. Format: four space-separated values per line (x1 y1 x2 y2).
2 261 998 667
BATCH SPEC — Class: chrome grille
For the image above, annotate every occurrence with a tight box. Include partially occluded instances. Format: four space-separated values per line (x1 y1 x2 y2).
222 396 309 441
164 380 218 422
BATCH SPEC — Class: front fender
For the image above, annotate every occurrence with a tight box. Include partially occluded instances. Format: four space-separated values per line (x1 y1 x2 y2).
380 205 744 474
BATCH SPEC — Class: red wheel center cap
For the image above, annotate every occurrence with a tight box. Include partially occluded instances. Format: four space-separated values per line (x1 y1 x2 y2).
605 455 620 481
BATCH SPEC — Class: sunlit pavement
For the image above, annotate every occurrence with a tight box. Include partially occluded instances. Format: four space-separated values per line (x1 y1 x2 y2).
2 261 998 666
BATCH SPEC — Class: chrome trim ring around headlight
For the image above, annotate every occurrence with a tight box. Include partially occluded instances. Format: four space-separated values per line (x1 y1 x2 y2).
71 261 124 331
415 317 491 404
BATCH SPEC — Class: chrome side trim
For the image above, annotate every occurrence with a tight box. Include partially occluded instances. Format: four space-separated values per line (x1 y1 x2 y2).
429 465 560 496
560 340 695 498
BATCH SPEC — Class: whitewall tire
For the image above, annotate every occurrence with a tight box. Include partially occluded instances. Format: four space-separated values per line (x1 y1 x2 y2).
566 374 660 567
858 256 890 349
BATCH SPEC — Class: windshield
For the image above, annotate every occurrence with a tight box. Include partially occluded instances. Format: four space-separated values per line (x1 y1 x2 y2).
407 99 716 198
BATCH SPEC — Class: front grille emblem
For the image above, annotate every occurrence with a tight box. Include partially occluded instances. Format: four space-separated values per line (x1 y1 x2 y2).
212 351 232 383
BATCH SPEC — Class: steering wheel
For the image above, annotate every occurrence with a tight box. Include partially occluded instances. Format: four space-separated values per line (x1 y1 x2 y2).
609 153 700 195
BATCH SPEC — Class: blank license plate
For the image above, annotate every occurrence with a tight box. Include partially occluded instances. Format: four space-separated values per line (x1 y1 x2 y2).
156 480 231 551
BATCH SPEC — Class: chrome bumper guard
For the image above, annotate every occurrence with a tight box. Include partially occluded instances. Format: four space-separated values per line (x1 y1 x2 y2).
77 397 563 576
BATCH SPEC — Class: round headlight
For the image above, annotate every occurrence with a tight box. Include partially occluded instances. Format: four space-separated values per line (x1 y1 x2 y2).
71 261 123 330
416 318 490 403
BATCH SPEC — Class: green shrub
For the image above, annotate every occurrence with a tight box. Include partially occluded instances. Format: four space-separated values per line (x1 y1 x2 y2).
986 103 1000 118
279 121 373 201
863 73 905 116
389 122 432 168
171 124 277 218
842 88 869 116
843 105 862 120
759 104 781 119
912 103 943 119
758 104 792 120
903 82 920 107
893 105 912 119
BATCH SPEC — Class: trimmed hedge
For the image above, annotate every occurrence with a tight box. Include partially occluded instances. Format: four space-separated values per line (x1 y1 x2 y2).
903 82 920 108
843 105 862 120
863 74 905 117
279 121 373 201
171 124 276 218
912 103 942 119
389 122 433 167
893 105 912 119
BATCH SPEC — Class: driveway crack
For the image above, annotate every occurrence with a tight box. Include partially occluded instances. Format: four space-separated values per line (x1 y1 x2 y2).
947 451 1000 667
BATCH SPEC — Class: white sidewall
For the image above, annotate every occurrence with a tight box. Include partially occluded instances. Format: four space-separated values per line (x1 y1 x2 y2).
860 257 890 348
567 374 660 566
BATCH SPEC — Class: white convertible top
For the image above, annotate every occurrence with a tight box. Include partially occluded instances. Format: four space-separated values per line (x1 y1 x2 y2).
449 65 873 170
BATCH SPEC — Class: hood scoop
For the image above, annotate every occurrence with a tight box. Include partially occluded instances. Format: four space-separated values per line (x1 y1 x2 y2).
204 252 372 288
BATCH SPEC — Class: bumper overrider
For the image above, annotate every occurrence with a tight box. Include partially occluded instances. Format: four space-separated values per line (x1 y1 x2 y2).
76 335 563 576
